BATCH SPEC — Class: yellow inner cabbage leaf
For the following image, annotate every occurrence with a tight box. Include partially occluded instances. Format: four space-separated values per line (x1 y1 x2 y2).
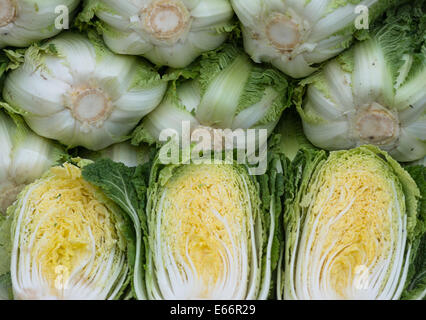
24 164 119 290
160 164 248 297
306 153 401 298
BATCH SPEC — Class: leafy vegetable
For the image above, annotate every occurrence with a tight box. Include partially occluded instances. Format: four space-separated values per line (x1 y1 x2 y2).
401 165 426 300
83 147 282 299
77 0 235 68
2 32 167 151
0 51 9 92
297 2 425 162
273 107 315 162
133 44 293 153
0 0 81 48
278 145 424 300
230 0 406 78
0 162 134 300
0 110 65 214
82 159 150 299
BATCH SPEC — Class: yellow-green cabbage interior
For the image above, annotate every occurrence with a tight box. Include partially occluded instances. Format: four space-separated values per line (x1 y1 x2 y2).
145 160 276 300
3 163 131 300
281 146 422 300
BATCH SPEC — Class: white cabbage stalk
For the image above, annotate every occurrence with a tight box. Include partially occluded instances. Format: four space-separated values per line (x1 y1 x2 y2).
0 110 63 214
0 0 80 48
298 6 426 162
80 0 234 68
279 146 422 300
84 141 151 167
2 32 167 151
410 157 425 167
230 0 404 78
6 163 130 300
134 44 291 151
145 160 276 300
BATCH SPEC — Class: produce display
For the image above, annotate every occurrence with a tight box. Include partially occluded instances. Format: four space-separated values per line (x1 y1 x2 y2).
0 0 424 301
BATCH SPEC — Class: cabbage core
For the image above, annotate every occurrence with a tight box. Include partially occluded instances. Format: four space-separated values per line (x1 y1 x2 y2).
142 0 191 42
67 86 113 130
0 0 16 27
354 102 400 146
266 13 301 52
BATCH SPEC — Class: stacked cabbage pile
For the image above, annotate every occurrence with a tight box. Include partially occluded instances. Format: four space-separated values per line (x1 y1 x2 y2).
0 0 424 300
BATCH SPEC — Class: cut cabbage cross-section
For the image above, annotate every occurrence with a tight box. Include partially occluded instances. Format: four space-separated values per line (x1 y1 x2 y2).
278 146 424 300
81 146 284 300
6 163 132 300
152 164 256 299
297 151 406 299
140 154 281 300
